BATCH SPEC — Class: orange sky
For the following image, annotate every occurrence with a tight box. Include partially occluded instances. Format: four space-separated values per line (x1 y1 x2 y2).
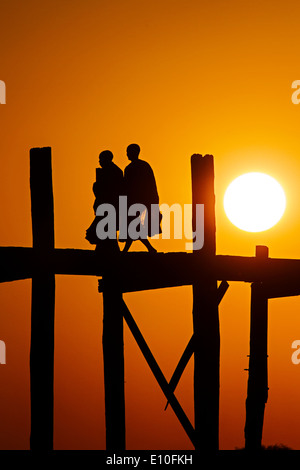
1 0 300 450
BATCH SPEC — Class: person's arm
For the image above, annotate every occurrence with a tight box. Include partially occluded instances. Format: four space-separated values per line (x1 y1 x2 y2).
93 181 98 196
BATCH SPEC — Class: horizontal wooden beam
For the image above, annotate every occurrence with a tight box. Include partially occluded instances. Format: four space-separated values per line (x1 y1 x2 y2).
2 248 300 295
0 247 33 282
264 282 300 299
97 252 192 293
0 247 103 282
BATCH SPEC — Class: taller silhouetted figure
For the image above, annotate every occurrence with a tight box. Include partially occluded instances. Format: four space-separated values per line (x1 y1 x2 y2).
122 143 160 253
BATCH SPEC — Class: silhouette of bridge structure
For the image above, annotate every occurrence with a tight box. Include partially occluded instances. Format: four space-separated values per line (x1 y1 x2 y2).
1 147 300 451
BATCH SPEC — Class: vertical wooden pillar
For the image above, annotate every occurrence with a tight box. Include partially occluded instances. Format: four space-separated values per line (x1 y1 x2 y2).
30 147 55 450
245 246 269 450
191 154 219 451
102 275 125 450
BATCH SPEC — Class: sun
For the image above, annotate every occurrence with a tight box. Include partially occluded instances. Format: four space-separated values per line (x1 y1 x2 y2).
224 172 286 232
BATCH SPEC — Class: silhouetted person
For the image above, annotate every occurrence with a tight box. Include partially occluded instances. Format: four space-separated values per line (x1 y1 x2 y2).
93 150 123 216
122 143 161 253
86 150 123 254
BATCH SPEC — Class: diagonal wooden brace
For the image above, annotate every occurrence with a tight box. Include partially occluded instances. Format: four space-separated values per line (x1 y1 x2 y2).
121 299 197 448
164 280 229 410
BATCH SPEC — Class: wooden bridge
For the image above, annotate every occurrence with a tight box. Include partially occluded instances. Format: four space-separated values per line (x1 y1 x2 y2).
1 147 300 451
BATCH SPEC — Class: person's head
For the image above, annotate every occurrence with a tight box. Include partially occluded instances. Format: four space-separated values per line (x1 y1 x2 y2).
99 150 113 168
126 143 140 161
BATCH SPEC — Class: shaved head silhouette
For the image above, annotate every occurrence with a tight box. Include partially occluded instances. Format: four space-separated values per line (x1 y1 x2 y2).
126 143 140 161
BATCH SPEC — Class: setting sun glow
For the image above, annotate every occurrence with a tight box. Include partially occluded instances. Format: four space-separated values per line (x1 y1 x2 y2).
224 172 286 232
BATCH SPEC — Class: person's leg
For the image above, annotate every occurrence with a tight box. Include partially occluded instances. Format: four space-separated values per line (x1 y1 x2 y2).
141 238 157 253
122 239 133 253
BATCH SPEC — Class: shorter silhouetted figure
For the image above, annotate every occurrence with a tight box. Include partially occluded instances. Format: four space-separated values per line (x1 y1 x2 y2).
93 150 123 216
86 150 123 254
122 143 161 253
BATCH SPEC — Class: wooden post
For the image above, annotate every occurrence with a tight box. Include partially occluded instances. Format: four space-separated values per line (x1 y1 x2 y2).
29 147 55 450
102 274 125 450
191 154 219 451
244 246 269 450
